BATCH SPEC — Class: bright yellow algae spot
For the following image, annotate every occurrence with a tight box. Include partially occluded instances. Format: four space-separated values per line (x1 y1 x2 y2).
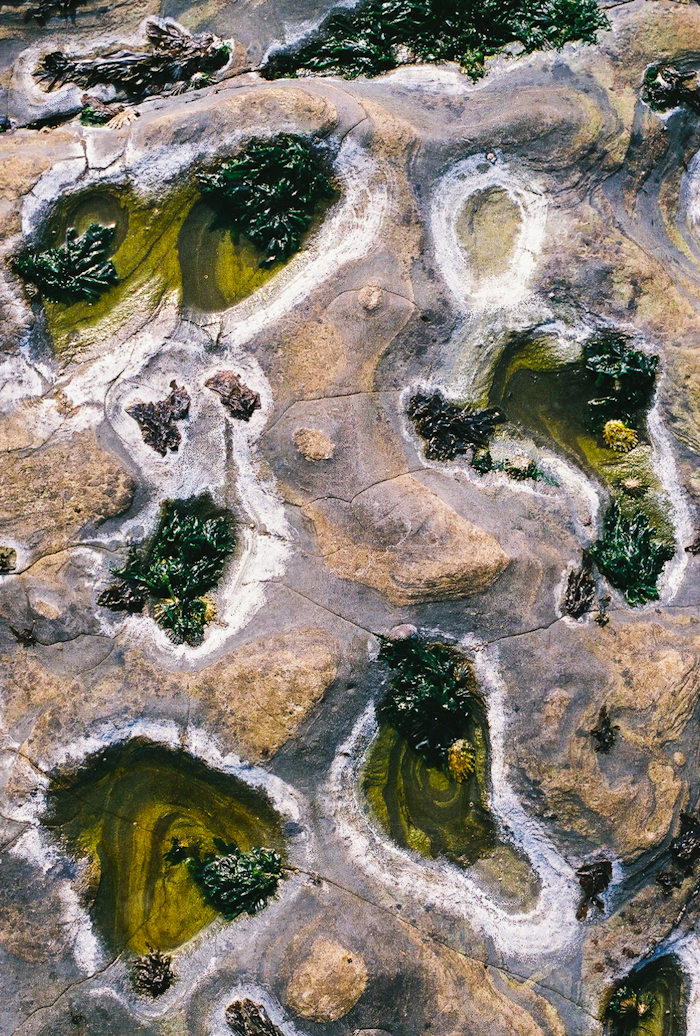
45 740 285 954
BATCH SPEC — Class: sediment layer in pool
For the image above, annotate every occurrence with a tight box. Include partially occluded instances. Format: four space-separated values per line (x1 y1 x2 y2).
44 739 285 954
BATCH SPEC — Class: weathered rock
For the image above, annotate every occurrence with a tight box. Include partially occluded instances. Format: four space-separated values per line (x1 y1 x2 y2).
511 618 700 859
286 937 368 1022
293 427 335 462
303 474 509 605
0 431 135 557
193 630 338 760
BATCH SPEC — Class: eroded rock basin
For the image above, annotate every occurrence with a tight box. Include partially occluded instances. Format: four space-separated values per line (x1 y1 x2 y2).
44 739 285 954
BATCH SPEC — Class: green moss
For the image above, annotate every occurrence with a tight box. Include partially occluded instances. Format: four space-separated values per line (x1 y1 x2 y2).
262 0 609 81
44 740 285 953
98 497 235 646
198 134 335 266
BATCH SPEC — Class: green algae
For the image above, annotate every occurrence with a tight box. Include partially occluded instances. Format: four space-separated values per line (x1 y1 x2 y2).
604 956 686 1036
177 199 276 312
43 183 193 355
363 722 497 866
488 335 674 541
44 740 285 954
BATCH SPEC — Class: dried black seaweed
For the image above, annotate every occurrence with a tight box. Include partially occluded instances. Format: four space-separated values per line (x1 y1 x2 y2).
23 0 87 25
126 381 190 455
226 1000 284 1036
131 947 174 998
670 813 700 873
564 552 596 618
576 859 612 920
407 390 506 462
205 371 261 421
37 19 229 98
590 705 619 754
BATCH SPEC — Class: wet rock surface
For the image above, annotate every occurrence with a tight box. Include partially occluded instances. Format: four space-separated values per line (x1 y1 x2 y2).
2 2 700 1035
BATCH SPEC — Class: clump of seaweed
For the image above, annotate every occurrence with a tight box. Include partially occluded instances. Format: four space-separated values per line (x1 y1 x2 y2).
656 869 684 896
446 738 475 782
164 838 283 920
37 19 229 98
576 858 612 920
23 0 86 25
590 705 619 754
98 497 235 646
198 134 334 266
9 223 118 303
643 64 700 115
589 502 674 606
226 999 284 1036
205 370 261 421
471 450 558 485
262 0 609 82
0 546 17 573
583 331 658 430
130 947 174 997
564 552 596 618
127 381 190 455
670 813 700 873
603 419 638 453
606 985 656 1023
377 634 484 774
407 390 506 462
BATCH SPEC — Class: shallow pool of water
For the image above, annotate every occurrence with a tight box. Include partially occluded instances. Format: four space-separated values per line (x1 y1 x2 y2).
44 740 285 954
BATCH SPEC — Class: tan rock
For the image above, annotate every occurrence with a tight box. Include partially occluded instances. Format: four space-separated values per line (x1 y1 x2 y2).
293 427 335 462
286 938 368 1022
518 620 700 858
0 629 337 765
0 431 135 556
193 630 338 760
303 474 508 605
358 284 384 311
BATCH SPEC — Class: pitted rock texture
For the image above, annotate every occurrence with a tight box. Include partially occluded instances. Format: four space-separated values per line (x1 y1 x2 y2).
0 431 135 556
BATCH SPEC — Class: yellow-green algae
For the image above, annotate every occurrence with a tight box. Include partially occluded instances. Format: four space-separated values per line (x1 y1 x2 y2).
489 335 674 541
362 721 498 867
44 739 285 954
40 178 337 354
604 956 685 1036
176 199 276 312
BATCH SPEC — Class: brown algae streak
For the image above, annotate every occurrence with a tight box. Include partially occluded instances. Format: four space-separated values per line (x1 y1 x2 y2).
43 739 285 954
363 720 498 867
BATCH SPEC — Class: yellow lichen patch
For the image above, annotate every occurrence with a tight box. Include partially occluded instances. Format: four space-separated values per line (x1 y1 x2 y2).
603 419 639 453
45 740 285 954
447 738 475 782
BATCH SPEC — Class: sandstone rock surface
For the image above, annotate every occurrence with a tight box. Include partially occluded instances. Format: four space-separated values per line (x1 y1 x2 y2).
303 474 509 604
